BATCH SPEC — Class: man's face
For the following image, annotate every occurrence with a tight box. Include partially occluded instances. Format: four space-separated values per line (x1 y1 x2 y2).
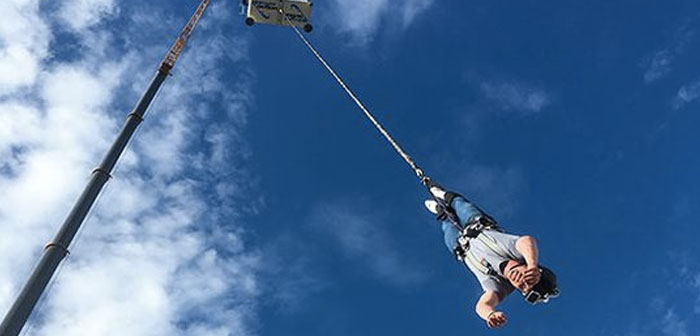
504 262 532 292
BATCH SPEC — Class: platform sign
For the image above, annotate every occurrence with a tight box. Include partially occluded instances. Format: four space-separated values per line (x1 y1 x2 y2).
247 0 312 29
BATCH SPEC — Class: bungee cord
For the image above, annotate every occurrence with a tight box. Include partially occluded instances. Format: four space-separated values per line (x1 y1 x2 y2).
279 9 427 184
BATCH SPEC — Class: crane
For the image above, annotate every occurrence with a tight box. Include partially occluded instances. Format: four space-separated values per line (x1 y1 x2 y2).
0 1 211 335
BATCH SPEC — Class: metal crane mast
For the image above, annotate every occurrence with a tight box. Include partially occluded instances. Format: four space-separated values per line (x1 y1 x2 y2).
0 1 211 335
162 0 210 73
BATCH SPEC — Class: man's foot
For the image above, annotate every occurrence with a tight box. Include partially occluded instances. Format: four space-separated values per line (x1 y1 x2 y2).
424 200 438 214
429 187 446 200
423 178 447 200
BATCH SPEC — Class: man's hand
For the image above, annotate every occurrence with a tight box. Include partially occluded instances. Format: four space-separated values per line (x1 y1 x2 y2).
505 263 540 292
476 291 503 327
523 265 541 287
486 311 507 329
507 267 525 285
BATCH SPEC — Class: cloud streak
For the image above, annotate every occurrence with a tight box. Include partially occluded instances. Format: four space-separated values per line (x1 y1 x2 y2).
258 235 329 313
660 309 688 336
672 79 700 109
309 200 426 288
452 165 527 221
480 80 552 114
644 50 674 84
694 274 700 314
642 19 698 84
326 0 435 45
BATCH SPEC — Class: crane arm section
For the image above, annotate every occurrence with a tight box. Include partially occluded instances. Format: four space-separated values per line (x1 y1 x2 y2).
160 0 211 73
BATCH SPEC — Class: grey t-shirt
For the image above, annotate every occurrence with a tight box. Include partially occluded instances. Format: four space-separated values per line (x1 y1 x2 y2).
462 230 525 299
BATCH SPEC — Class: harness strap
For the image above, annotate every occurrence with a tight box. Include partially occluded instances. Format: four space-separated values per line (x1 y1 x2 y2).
457 229 517 277
463 249 498 277
436 198 463 231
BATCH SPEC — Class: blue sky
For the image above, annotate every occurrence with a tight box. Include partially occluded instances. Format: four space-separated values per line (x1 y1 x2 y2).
1 0 700 335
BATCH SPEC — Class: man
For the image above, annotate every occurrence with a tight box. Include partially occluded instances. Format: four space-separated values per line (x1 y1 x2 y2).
423 181 559 329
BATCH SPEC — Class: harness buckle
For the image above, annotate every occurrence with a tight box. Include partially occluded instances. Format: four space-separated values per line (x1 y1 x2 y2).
462 215 496 238
453 244 467 261
453 216 499 261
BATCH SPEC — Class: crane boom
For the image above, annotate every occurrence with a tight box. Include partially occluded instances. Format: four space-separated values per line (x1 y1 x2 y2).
161 0 211 73
0 1 211 335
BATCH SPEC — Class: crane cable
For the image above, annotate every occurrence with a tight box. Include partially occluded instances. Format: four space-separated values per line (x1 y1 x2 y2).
279 9 427 185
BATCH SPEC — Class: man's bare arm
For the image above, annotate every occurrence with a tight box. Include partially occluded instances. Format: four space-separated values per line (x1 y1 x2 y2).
515 235 541 286
476 291 507 328
515 235 538 267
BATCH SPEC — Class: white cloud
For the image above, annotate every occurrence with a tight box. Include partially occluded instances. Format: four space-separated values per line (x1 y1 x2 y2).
0 1 260 335
0 0 50 95
328 0 387 43
480 80 552 114
58 0 118 31
326 0 435 44
672 79 700 109
309 200 426 287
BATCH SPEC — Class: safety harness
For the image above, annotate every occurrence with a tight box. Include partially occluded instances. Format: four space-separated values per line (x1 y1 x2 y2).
424 186 507 274
453 217 514 277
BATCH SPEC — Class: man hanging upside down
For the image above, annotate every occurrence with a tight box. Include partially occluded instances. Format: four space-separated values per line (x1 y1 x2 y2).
422 179 559 329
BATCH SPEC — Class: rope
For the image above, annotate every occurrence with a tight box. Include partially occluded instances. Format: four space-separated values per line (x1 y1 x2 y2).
279 9 426 184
